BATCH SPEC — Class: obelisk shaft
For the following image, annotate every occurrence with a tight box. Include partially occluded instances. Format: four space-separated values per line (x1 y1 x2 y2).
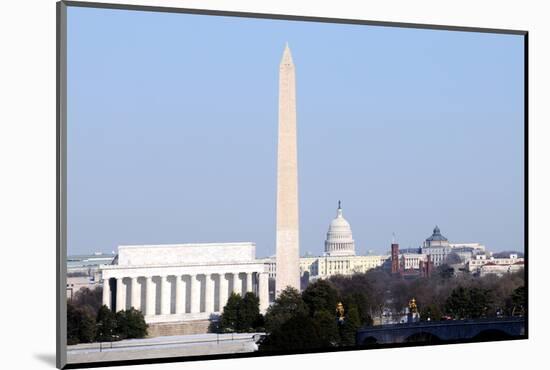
276 44 300 295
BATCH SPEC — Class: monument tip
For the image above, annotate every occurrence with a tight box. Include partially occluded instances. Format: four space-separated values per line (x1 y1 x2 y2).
280 42 294 65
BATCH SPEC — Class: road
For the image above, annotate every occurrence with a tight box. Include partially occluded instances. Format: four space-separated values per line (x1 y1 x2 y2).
67 333 264 364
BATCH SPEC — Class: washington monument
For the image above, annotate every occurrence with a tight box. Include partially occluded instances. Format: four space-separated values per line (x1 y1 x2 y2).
275 43 300 295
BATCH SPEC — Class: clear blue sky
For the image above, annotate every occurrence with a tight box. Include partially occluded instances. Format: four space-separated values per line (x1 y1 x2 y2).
67 6 524 257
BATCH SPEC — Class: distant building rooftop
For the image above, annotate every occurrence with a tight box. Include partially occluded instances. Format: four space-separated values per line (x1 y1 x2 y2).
67 253 115 269
426 225 448 242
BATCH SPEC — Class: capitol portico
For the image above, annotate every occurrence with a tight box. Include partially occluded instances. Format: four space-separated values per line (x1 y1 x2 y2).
100 242 269 324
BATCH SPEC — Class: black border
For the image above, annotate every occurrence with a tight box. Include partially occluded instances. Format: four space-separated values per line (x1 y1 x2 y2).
523 18 529 348
56 1 529 369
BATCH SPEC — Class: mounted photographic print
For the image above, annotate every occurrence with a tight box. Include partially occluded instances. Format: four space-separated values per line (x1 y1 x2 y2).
56 1 527 368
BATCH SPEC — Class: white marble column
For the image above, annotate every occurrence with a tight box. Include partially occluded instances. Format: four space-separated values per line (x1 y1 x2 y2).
256 272 261 296
175 275 185 315
204 274 214 313
232 272 240 295
259 272 269 313
145 276 155 316
131 277 140 310
102 278 111 309
246 272 253 293
160 276 170 315
116 278 125 311
190 274 201 313
219 273 228 312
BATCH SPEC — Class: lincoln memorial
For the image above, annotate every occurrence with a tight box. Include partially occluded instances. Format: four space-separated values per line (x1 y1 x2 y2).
100 242 270 325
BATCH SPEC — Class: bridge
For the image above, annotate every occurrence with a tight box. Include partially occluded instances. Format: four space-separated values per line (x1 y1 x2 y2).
356 317 525 346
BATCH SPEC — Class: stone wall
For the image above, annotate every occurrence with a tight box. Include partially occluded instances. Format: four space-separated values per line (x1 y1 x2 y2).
147 320 211 337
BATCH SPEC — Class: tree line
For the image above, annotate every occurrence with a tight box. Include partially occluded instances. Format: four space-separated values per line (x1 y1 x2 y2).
209 292 265 333
328 265 525 322
215 265 525 351
67 287 148 345
214 280 365 351
68 265 525 350
260 281 363 351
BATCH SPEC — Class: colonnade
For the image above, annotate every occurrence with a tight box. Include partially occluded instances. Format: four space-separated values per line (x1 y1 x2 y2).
102 271 269 318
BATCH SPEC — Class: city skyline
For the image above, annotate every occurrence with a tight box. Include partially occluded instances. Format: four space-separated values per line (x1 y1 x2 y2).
67 7 524 257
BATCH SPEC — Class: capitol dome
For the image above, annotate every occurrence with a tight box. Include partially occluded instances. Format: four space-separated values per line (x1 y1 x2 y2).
324 201 356 256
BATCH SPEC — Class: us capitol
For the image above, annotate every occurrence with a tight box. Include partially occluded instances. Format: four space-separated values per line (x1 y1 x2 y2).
260 201 390 282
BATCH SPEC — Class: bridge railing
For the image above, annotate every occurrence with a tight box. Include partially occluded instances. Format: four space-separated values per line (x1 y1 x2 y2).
359 317 525 331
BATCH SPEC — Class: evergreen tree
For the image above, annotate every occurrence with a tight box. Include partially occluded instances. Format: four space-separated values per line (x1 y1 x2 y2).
67 302 82 345
445 286 493 319
511 286 526 316
314 309 340 347
220 293 242 332
260 314 322 351
119 308 148 339
339 304 361 346
67 301 97 344
302 279 339 317
468 287 493 318
78 309 97 343
96 305 117 342
115 310 129 339
445 286 469 319
342 292 372 326
239 292 262 332
218 292 263 333
264 286 308 333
